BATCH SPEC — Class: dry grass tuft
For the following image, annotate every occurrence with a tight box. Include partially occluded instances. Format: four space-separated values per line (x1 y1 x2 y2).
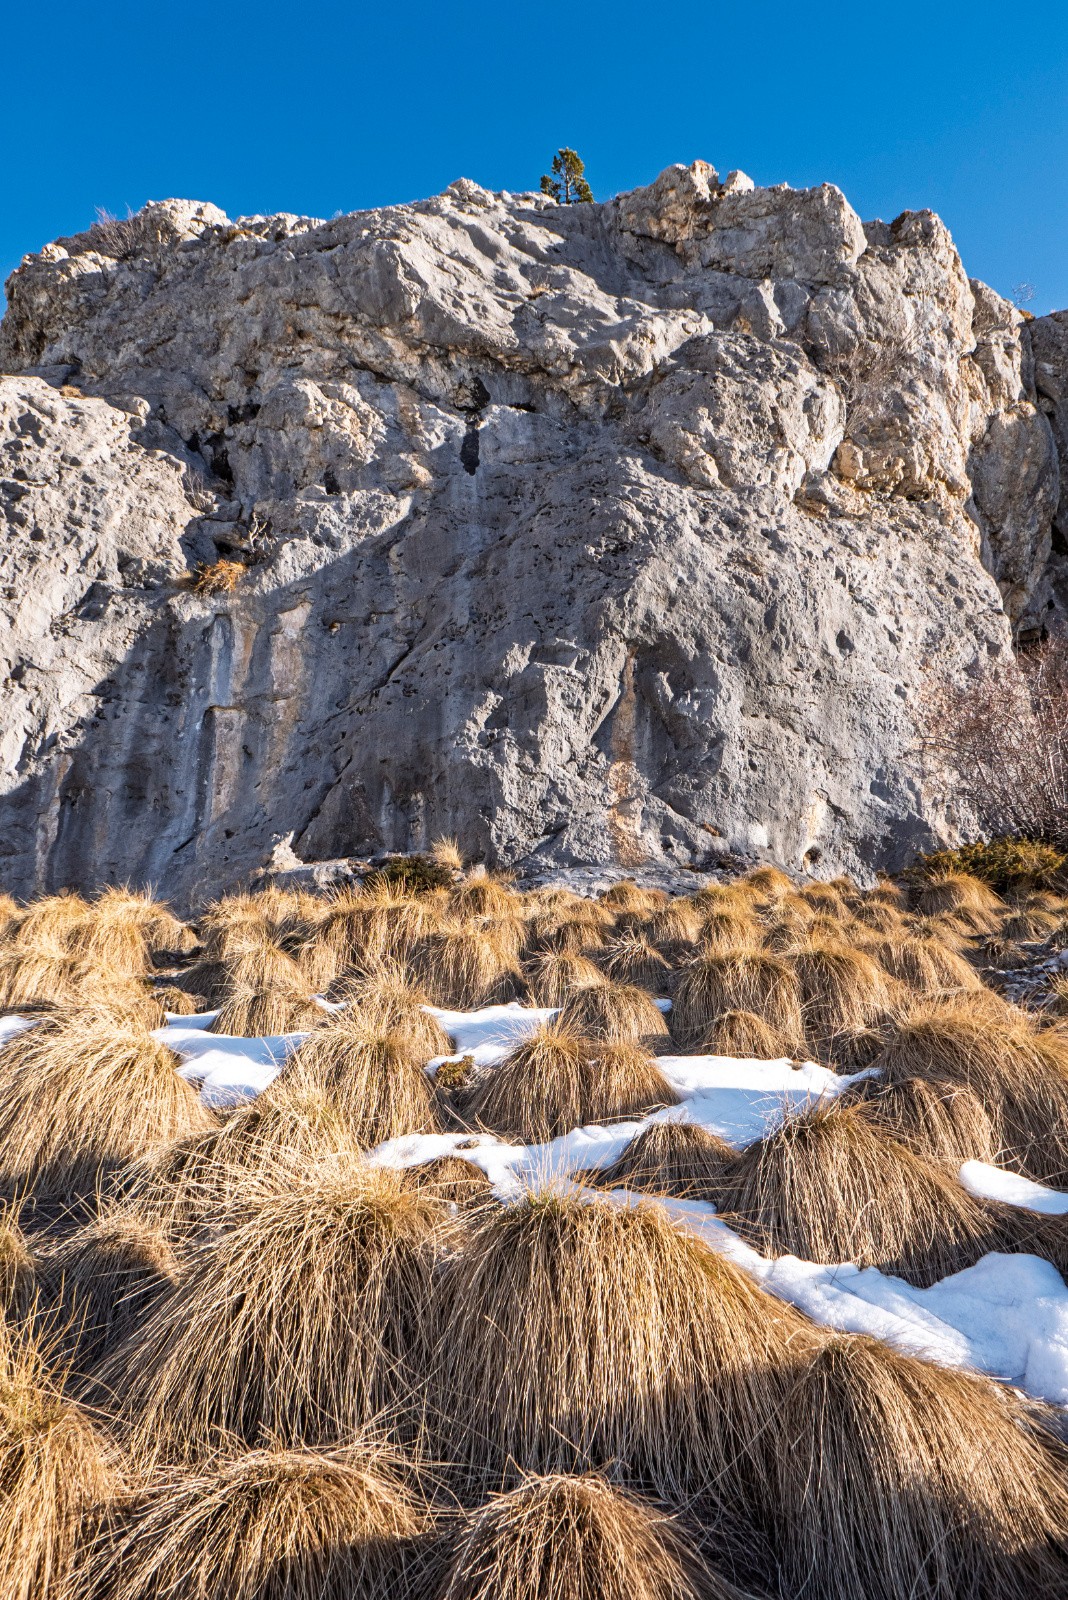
693 1008 795 1059
671 951 804 1052
593 1121 737 1200
209 983 326 1038
523 950 606 1007
739 866 794 899
844 1074 1001 1169
40 1206 180 1375
412 920 522 1009
713 1100 1006 1286
643 899 704 954
100 1154 451 1460
0 1318 120 1600
448 873 519 919
277 1009 441 1146
863 933 981 994
1002 903 1064 943
439 1471 742 1600
555 981 672 1052
430 835 465 873
787 939 896 1039
597 930 673 993
83 1440 429 1600
0 1004 215 1200
468 1023 678 1143
697 906 763 953
401 1155 494 1207
0 1201 36 1323
874 1004 1068 1183
910 870 1004 933
769 1333 1068 1600
152 984 206 1015
431 1189 815 1496
332 960 451 1057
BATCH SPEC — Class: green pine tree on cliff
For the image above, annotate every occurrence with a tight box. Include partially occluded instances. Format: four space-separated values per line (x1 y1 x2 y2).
540 148 593 204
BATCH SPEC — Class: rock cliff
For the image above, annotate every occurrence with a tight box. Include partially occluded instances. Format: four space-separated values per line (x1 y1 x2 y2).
1 164 1066 900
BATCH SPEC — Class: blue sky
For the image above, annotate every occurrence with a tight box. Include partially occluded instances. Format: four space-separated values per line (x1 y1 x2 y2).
4 1 1068 312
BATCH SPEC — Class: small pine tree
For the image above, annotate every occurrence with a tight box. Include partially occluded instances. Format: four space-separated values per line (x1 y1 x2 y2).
540 148 594 204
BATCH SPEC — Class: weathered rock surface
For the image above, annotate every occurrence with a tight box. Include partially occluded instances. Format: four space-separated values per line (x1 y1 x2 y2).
0 166 1065 901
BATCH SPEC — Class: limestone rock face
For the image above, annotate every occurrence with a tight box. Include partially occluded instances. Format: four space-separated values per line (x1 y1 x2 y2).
0 167 1063 899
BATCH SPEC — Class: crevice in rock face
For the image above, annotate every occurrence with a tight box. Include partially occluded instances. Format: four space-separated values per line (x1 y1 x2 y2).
460 417 480 474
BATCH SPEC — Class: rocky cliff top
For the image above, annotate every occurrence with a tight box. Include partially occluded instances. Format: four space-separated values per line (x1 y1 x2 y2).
2 163 1066 902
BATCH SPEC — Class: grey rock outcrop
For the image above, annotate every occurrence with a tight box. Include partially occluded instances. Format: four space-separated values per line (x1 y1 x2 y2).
0 165 1064 901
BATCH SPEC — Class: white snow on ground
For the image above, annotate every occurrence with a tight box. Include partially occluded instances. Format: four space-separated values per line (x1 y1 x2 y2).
959 1159 1068 1215
5 997 1068 1401
156 1014 308 1108
0 1016 35 1050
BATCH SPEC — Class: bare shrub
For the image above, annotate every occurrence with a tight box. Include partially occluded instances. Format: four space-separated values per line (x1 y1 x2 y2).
920 637 1068 847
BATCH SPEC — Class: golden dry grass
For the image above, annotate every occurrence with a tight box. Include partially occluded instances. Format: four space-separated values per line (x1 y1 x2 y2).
468 1023 678 1143
697 906 763 952
787 938 897 1039
277 1009 441 1146
671 951 804 1052
439 1471 744 1600
0 1004 215 1200
768 1333 1068 1600
331 960 451 1057
210 982 326 1037
448 872 520 919
592 1121 737 1200
412 920 522 1008
843 1074 1002 1168
431 1189 817 1497
40 1206 180 1376
596 931 673 993
875 1003 1068 1183
555 980 672 1052
401 1155 494 1206
82 1440 430 1600
692 1008 795 1059
0 1318 120 1600
713 1101 1008 1286
862 933 982 994
523 950 606 1007
911 870 1005 933
0 1201 36 1324
100 1154 452 1461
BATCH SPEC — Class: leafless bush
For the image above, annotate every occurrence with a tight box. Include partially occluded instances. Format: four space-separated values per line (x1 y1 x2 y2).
89 207 142 261
921 637 1068 846
819 325 919 433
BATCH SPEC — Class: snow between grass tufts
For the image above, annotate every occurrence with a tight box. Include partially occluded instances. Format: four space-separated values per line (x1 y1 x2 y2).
7 998 1068 1404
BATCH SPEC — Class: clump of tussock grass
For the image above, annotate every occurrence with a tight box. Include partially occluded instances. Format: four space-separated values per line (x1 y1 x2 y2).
280 880 432 976
447 869 519 919
277 1010 441 1146
642 899 704 955
151 983 206 1015
412 920 522 1009
40 1205 179 1376
599 881 668 913
874 1002 1068 1184
0 891 90 949
767 1332 1068 1600
116 1086 360 1234
0 937 148 1016
0 1003 215 1201
401 1155 494 1206
522 905 612 957
1002 902 1064 943
693 1008 795 1059
83 1440 431 1600
910 870 1005 933
523 950 605 1007
331 959 452 1056
0 892 19 934
738 866 794 899
0 1200 36 1323
0 1318 120 1600
697 906 763 954
430 834 465 873
907 910 974 951
596 930 673 993
438 1471 744 1600
786 938 896 1040
868 878 909 910
861 933 981 993
210 983 325 1038
671 951 804 1053
843 1074 1001 1168
555 980 672 1052
467 1022 678 1143
100 1154 452 1461
431 1189 816 1497
850 899 908 934
712 1100 1007 1287
592 1121 737 1200
796 881 851 918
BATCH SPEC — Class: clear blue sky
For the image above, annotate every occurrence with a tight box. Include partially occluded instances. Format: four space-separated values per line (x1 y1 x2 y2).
4 0 1068 313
